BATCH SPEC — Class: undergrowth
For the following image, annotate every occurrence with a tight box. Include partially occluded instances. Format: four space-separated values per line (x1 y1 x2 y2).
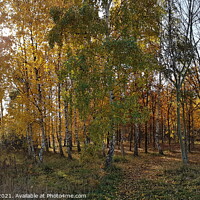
120 163 200 200
0 149 122 200
1 149 200 200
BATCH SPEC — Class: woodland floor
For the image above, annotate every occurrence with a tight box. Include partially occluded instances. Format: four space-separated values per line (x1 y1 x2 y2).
90 143 200 200
0 143 200 200
114 144 200 200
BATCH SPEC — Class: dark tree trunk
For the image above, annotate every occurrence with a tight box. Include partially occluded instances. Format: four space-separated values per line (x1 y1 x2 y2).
134 124 139 156
145 122 148 153
129 126 133 151
64 97 72 159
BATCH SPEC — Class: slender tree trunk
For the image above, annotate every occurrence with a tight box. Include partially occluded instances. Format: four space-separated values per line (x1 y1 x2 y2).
182 99 188 155
38 117 46 163
27 125 32 158
116 128 119 149
105 91 116 168
167 108 171 149
149 118 152 145
155 121 163 155
129 126 133 151
0 100 3 139
57 83 64 157
191 107 194 149
187 98 192 152
0 99 4 147
144 122 148 153
51 106 56 153
144 90 149 153
134 124 139 156
74 109 81 152
24 67 36 160
120 127 125 157
64 98 72 159
33 67 46 163
105 131 115 168
176 86 188 164
161 110 164 144
152 109 156 149
45 116 49 153
104 0 116 168
166 88 172 149
27 124 36 161
118 129 121 150
69 94 73 151
156 72 163 155
83 120 90 145
138 124 141 148
52 132 56 153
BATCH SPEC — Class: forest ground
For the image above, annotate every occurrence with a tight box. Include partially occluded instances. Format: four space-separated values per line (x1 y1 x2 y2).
114 144 200 200
0 143 200 200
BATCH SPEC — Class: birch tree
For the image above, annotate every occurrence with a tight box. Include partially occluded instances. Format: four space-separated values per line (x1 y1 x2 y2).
161 0 200 164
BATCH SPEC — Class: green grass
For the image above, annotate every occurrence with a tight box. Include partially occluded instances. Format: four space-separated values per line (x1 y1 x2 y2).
113 155 128 163
0 150 104 195
0 150 122 199
1 149 200 200
89 165 122 200
123 164 200 200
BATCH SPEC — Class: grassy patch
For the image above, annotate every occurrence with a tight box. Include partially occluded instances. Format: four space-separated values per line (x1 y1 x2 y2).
0 150 107 196
128 164 200 200
0 150 123 199
113 155 128 163
1 148 200 200
89 165 122 200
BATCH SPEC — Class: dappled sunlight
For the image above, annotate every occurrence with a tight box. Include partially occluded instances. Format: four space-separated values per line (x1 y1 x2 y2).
160 155 182 162
0 0 199 199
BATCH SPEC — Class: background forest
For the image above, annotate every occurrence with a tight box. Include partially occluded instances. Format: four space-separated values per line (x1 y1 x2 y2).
0 0 200 199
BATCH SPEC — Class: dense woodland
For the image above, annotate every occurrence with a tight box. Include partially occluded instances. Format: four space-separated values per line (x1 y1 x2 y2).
0 0 200 199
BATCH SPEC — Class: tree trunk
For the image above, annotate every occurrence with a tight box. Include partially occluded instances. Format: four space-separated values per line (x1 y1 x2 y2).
34 67 46 163
83 120 90 145
64 98 72 159
120 127 125 157
38 118 46 163
176 87 188 164
0 100 3 138
45 123 49 152
129 126 133 151
57 83 64 157
156 72 163 155
74 109 81 152
105 131 115 168
105 91 116 168
144 89 149 153
104 0 116 168
155 121 163 155
152 109 156 149
138 124 141 148
144 122 148 153
167 108 171 149
27 124 36 161
134 124 139 156
182 99 188 154
52 132 56 153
